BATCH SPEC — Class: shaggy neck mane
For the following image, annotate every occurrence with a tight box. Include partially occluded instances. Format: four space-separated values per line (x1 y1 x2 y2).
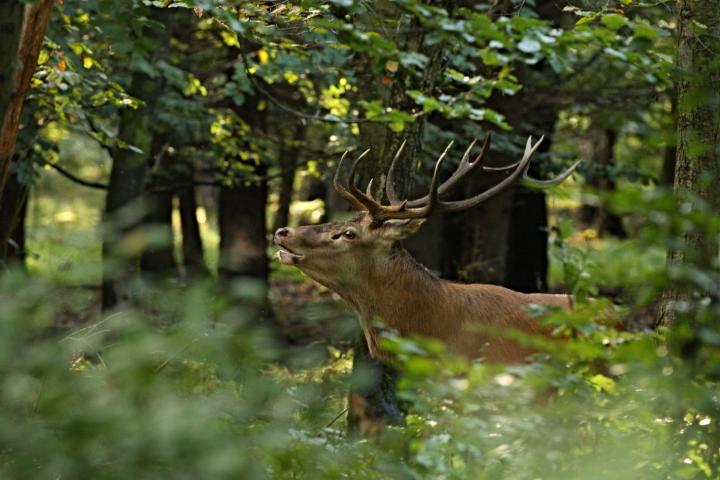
336 246 451 355
387 245 439 283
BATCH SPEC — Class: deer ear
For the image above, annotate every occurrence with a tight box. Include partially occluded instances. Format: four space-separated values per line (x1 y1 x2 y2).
380 218 426 240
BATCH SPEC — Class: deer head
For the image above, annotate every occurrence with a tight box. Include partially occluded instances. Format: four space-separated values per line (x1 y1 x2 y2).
273 133 579 291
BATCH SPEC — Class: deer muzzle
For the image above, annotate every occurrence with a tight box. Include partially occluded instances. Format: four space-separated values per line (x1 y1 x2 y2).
273 227 304 265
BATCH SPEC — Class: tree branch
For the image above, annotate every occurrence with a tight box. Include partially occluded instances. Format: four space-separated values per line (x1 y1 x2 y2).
40 159 109 190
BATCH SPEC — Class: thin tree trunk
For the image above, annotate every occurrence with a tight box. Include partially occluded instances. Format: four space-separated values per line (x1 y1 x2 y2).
178 176 206 276
216 89 276 327
272 122 306 232
218 174 269 281
0 0 53 250
660 89 677 187
580 128 626 238
139 140 178 276
298 175 328 225
218 169 273 324
0 170 28 267
139 190 176 274
9 185 27 267
659 0 720 326
101 70 160 310
505 187 550 292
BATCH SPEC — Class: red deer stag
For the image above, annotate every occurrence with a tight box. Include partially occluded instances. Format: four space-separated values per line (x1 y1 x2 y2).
274 134 580 362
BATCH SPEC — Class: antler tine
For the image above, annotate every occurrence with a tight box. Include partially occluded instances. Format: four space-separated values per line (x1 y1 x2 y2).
385 139 406 205
346 149 386 213
365 178 374 199
372 140 453 222
523 158 582 187
406 132 493 208
439 132 492 195
432 135 544 214
483 160 521 172
425 139 453 210
333 149 368 211
347 148 371 188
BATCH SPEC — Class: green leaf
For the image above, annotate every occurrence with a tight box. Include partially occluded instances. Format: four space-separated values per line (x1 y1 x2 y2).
589 374 617 394
601 14 626 31
576 13 599 26
634 21 658 40
517 37 541 53
603 47 627 61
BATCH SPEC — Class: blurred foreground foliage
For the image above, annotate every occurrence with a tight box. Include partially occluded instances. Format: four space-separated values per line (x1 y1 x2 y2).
2 187 719 479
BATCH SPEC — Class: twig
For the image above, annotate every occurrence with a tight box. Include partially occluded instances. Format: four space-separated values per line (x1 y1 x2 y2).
237 48 374 124
325 407 349 429
40 158 109 190
154 336 204 374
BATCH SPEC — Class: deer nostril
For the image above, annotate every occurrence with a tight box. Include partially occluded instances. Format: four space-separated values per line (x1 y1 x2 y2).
275 228 290 239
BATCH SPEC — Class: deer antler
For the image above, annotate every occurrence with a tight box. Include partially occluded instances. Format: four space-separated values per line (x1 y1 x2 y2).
334 134 580 224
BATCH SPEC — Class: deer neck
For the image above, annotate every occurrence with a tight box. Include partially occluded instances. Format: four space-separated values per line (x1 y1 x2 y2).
338 247 445 336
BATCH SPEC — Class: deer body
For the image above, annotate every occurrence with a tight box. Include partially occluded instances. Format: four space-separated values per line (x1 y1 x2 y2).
340 247 571 360
274 133 578 361
275 215 571 361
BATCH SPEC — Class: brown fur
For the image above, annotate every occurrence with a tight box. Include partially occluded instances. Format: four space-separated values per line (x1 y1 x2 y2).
274 212 571 362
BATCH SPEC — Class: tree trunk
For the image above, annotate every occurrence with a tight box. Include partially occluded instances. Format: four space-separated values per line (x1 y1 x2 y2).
178 181 206 276
0 1 53 251
505 187 550 292
101 70 160 310
580 128 626 238
216 88 276 327
441 3 570 293
659 0 720 326
347 1 449 432
219 174 269 282
272 122 306 232
139 140 178 276
347 337 404 433
218 169 274 325
9 184 27 267
446 130 556 293
0 170 28 267
660 89 677 187
139 190 176 274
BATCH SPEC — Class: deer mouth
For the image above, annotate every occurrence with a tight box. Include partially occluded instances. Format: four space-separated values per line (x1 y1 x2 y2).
275 244 304 265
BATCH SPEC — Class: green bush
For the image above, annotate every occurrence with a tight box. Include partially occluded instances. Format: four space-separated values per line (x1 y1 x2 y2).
1 187 719 479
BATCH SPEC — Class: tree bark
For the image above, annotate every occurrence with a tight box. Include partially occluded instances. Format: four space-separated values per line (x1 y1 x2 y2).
441 2 570 293
218 173 269 282
0 3 25 148
347 337 404 433
216 88 276 327
138 190 176 274
139 140 178 276
347 1 449 432
445 126 556 293
178 173 206 276
101 70 161 310
660 89 677 187
0 1 53 253
659 0 720 326
580 128 626 238
272 122 306 232
0 170 28 267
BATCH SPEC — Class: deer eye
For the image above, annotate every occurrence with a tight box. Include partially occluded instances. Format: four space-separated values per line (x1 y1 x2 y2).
343 230 356 239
